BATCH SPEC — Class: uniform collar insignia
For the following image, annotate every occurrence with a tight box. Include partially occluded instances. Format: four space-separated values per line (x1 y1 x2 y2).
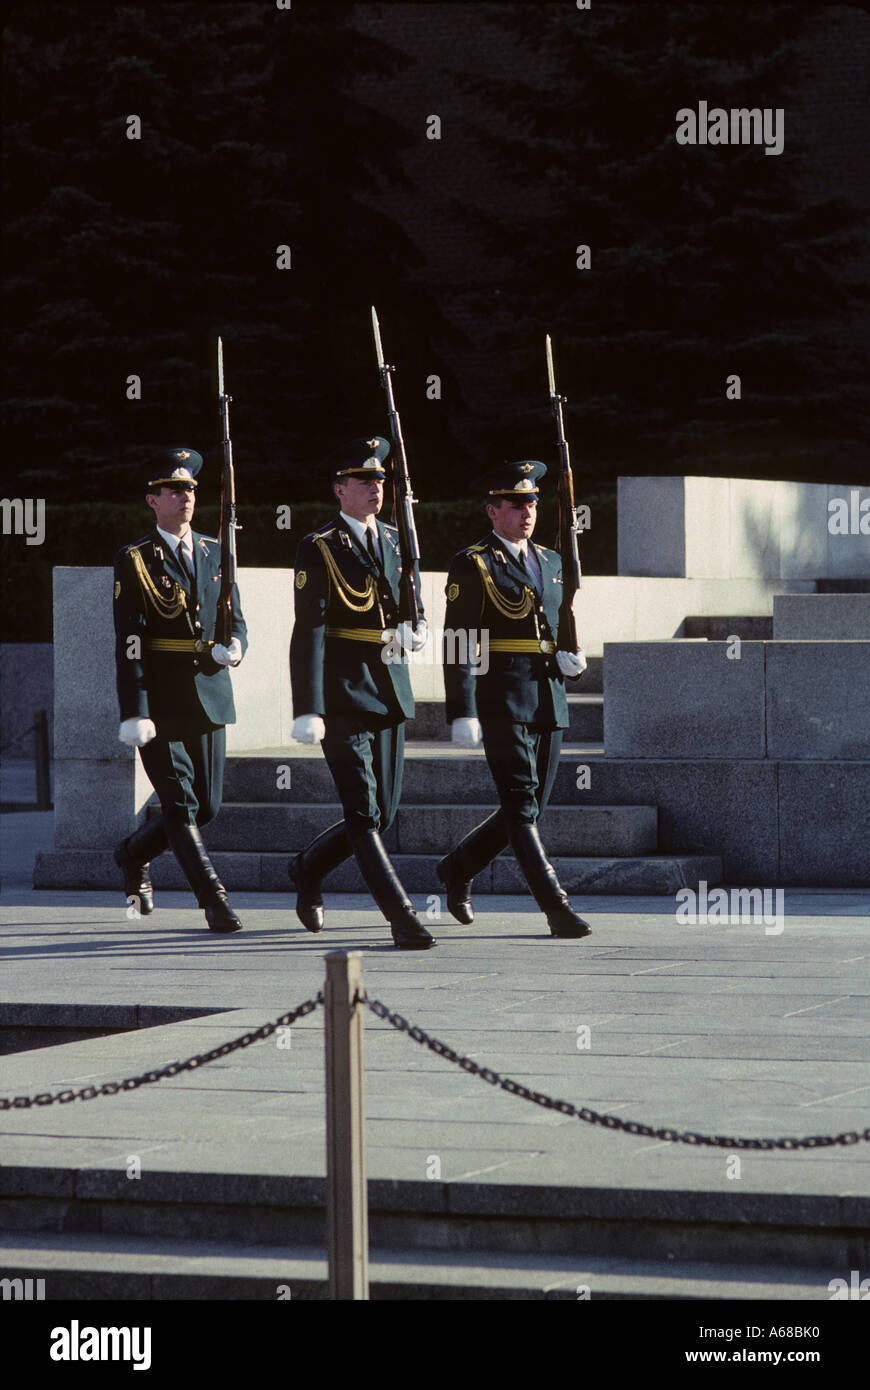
492 547 506 565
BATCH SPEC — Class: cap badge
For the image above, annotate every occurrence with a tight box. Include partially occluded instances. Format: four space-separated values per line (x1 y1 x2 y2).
366 439 379 450
175 450 191 461
520 463 533 473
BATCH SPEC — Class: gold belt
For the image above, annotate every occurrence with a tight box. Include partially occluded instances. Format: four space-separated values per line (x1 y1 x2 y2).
488 638 556 655
325 626 396 644
146 638 212 653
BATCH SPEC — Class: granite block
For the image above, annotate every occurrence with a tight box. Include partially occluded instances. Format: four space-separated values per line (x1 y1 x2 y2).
555 758 781 883
52 757 152 848
766 642 870 760
618 476 685 577
0 643 53 747
778 762 870 885
825 485 870 579
774 481 828 579
225 568 293 752
604 641 766 758
773 594 870 640
686 477 731 578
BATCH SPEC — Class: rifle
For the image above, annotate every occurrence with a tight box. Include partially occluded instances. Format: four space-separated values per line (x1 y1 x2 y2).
215 335 241 653
546 334 582 655
371 305 421 629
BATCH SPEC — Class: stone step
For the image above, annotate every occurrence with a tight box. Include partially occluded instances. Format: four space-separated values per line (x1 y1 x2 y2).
2 1168 863 1274
158 801 657 858
220 745 606 806
683 616 773 640
0 1232 839 1301
0 1003 226 1058
407 695 603 742
34 849 723 895
575 654 602 691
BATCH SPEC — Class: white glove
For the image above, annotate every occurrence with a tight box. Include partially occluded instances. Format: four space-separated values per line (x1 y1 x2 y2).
119 717 157 748
396 618 428 653
212 638 243 666
451 717 482 748
292 714 326 744
556 648 587 678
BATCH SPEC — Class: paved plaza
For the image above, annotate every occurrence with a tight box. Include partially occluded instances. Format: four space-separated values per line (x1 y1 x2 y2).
2 811 868 1223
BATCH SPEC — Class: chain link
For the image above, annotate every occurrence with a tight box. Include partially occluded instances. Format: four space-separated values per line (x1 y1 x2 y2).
361 994 870 1152
0 993 324 1111
5 985 867 1153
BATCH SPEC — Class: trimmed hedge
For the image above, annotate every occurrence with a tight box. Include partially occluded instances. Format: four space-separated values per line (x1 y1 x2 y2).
0 494 616 642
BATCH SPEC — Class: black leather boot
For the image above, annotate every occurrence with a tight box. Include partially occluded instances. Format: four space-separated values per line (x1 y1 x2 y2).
166 822 242 933
288 822 352 933
436 851 474 924
437 812 509 925
509 823 591 939
352 829 436 950
113 818 167 915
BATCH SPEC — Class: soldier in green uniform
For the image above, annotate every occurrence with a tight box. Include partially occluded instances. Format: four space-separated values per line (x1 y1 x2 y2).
437 461 592 938
288 437 435 950
112 448 248 932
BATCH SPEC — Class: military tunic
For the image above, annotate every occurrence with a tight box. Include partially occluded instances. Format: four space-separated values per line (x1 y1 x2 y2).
443 531 572 840
290 514 421 841
113 528 247 828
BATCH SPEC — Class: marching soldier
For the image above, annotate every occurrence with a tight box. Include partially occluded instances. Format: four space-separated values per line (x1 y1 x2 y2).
289 437 435 950
112 448 248 931
437 461 592 938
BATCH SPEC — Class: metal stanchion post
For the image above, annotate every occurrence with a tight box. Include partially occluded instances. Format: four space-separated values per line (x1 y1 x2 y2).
324 950 369 1300
34 710 51 810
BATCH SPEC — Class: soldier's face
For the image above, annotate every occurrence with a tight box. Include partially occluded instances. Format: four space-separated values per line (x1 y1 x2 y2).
334 474 384 521
146 483 196 535
488 497 537 543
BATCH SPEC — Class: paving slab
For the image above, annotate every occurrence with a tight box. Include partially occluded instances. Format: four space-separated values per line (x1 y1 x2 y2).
2 818 869 1216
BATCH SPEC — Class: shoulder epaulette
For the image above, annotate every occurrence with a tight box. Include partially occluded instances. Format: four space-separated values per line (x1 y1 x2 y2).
120 533 154 556
198 534 219 545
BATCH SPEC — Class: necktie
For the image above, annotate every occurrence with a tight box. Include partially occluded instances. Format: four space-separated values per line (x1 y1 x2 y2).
520 544 540 595
180 543 195 583
366 528 380 567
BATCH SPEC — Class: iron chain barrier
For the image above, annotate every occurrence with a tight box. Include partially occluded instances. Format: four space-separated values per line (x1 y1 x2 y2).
360 994 870 1153
2 986 867 1152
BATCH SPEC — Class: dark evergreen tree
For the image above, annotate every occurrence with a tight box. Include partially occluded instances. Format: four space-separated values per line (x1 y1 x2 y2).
1 2 458 504
451 2 869 479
